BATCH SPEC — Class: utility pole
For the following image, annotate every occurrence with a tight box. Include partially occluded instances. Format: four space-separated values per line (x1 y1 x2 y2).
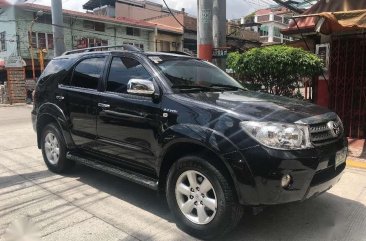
212 0 226 70
51 0 65 56
197 0 213 61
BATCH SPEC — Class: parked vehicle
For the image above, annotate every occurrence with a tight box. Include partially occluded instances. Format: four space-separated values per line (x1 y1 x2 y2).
32 45 347 240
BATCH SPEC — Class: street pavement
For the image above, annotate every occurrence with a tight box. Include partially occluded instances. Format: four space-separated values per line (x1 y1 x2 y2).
0 105 365 241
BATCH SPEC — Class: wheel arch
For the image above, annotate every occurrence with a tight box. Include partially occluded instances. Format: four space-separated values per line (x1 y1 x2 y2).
157 125 253 203
36 103 73 149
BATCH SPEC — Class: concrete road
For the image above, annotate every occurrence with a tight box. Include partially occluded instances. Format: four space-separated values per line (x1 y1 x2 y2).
0 105 365 241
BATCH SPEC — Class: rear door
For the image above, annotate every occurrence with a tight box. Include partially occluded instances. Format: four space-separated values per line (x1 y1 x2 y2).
96 54 162 174
58 55 108 149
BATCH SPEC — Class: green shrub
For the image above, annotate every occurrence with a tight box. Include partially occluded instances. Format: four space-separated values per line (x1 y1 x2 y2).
227 45 324 98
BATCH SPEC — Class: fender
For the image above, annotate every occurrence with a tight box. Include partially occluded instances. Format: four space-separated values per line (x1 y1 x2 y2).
36 102 75 149
158 124 258 205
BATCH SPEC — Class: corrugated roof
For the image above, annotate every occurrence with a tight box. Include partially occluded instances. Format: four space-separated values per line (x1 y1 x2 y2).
18 3 155 29
284 0 366 33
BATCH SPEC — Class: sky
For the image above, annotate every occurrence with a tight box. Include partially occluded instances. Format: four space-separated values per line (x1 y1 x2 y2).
11 0 274 19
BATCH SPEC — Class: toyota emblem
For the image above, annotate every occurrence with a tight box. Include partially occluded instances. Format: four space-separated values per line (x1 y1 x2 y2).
327 121 341 137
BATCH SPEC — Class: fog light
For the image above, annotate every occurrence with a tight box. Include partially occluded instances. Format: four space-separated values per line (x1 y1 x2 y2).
281 174 292 188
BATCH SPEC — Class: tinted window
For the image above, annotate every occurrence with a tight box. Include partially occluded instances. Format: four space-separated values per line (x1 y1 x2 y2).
38 58 71 85
106 57 151 93
71 57 106 89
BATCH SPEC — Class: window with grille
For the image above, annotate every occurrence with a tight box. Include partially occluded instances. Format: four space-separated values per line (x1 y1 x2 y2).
0 32 5 51
38 33 46 49
274 27 281 38
274 15 282 22
257 15 269 22
75 37 108 48
83 20 105 32
126 27 141 36
28 32 54 49
259 26 268 36
47 34 54 49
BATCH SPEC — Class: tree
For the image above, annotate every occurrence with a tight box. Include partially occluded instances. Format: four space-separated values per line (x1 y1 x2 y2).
227 45 324 97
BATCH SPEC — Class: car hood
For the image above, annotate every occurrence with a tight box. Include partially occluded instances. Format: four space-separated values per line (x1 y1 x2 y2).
175 90 334 123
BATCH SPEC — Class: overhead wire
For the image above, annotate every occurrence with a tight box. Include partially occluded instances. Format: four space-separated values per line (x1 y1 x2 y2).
161 0 185 29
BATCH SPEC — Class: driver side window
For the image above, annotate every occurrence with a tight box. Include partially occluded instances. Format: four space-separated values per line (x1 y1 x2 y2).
106 57 151 93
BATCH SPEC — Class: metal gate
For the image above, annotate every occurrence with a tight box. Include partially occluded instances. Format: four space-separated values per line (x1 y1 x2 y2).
329 35 366 139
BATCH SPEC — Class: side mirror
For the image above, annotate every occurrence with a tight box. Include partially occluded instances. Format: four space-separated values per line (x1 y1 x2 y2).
127 79 155 96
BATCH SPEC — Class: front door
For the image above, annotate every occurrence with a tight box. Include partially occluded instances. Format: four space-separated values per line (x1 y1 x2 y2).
96 55 161 174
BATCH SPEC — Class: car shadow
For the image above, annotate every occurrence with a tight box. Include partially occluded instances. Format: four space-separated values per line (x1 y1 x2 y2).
66 165 366 241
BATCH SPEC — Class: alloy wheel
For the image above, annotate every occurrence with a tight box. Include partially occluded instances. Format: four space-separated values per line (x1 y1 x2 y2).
175 170 217 225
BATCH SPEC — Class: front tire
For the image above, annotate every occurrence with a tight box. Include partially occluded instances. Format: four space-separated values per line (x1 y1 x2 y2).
41 123 73 173
166 155 243 240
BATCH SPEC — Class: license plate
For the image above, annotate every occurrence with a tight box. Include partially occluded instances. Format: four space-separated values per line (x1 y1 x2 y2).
335 148 347 167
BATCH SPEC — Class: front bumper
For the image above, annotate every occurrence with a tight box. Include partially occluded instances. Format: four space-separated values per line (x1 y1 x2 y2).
236 137 347 205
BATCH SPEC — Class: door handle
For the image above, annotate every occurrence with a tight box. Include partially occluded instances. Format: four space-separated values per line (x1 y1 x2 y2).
56 95 64 100
98 103 110 109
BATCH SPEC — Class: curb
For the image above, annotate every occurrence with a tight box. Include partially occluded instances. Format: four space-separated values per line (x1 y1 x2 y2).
347 159 366 169
0 104 33 107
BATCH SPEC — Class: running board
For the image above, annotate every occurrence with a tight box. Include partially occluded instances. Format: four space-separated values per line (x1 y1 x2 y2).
66 152 159 190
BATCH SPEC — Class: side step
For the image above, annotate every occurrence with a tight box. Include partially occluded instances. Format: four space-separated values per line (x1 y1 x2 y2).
66 152 159 190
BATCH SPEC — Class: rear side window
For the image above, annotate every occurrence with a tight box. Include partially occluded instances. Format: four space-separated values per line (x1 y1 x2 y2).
71 57 106 90
106 57 151 93
39 58 71 84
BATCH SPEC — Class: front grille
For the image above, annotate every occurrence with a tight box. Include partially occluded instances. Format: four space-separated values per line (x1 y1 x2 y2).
309 119 343 146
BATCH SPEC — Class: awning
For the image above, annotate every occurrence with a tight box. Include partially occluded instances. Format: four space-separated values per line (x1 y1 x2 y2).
318 10 366 34
283 10 366 35
282 0 366 35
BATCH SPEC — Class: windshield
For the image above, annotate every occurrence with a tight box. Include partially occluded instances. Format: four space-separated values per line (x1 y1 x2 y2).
149 55 244 91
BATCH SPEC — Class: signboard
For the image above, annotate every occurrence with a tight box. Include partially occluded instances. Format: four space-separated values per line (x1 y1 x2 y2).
212 48 228 59
200 9 212 24
316 43 330 80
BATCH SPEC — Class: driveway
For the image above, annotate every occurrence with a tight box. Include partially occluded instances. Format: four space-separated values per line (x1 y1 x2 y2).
0 106 365 241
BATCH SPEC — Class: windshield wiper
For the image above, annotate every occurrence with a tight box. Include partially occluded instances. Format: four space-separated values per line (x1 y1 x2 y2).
209 84 246 91
172 85 214 91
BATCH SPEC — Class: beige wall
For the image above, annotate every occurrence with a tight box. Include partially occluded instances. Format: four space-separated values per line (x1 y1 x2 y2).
116 2 165 20
148 14 184 31
155 32 183 52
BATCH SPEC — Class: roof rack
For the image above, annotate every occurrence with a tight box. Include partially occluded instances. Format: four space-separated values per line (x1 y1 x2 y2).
62 44 142 56
163 51 192 56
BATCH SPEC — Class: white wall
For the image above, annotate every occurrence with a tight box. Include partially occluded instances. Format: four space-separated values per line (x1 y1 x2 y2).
0 6 18 60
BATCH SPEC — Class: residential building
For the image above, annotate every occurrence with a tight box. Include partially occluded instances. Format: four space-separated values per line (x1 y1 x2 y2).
226 20 262 50
0 2 155 80
281 0 366 138
83 0 261 55
84 0 184 53
251 6 294 44
83 0 182 20
146 14 261 54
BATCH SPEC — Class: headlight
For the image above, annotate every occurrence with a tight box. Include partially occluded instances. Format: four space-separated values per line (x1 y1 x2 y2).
240 121 312 150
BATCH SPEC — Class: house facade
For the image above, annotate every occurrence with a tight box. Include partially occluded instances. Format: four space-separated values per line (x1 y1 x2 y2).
252 7 293 44
84 0 185 53
0 2 155 81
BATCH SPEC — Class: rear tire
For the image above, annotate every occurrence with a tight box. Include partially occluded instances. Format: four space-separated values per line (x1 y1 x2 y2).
41 123 74 173
166 155 243 240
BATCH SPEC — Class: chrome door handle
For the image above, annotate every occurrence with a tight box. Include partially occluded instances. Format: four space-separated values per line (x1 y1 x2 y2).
56 95 64 100
98 103 110 109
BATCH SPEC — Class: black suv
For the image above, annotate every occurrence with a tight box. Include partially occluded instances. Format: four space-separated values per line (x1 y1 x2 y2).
32 46 347 239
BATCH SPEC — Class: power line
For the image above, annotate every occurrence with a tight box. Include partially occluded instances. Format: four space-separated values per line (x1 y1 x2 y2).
161 0 185 29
